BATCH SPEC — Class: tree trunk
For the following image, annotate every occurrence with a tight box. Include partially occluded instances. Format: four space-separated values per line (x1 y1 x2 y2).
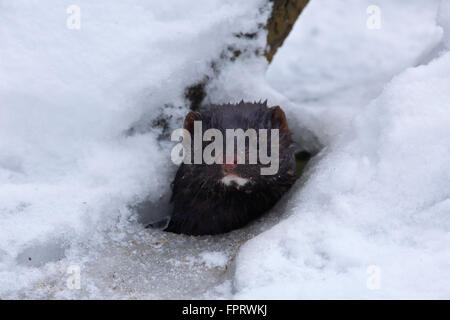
265 0 310 62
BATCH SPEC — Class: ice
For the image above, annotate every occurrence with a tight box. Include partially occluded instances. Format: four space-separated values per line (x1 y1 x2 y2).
16 238 69 268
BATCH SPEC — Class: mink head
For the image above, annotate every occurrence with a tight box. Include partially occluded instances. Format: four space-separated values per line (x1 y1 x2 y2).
165 101 296 236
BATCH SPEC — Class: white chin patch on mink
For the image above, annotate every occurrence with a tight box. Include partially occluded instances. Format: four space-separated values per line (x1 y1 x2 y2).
221 174 249 187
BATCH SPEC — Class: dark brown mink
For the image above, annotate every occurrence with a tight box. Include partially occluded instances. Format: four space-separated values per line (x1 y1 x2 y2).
164 101 296 236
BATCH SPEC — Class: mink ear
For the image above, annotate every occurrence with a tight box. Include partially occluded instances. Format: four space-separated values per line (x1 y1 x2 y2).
270 106 289 133
184 111 201 135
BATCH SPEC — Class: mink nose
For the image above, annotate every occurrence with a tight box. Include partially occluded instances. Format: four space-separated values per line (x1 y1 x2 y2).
222 155 237 172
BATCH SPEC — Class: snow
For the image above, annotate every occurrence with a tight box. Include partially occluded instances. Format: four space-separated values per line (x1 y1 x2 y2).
199 252 228 269
235 52 450 299
266 0 443 145
1 0 450 299
439 0 450 49
233 0 450 299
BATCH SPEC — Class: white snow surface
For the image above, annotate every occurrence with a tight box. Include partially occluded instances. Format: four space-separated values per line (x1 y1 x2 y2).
1 0 450 299
0 0 270 299
234 0 450 299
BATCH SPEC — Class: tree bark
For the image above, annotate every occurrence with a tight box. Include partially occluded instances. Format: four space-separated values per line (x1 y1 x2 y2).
265 0 310 62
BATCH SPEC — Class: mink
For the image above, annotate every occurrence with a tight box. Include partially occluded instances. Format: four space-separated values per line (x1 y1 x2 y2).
164 101 296 235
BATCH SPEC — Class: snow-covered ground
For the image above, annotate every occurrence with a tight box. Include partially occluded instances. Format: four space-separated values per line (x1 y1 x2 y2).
235 0 450 299
1 0 449 299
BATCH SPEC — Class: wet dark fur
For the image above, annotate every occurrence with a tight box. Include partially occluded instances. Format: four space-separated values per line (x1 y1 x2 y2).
165 101 296 235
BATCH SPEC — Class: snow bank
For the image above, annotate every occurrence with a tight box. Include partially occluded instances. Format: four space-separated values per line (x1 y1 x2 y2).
2 0 449 299
0 0 269 298
233 0 450 299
